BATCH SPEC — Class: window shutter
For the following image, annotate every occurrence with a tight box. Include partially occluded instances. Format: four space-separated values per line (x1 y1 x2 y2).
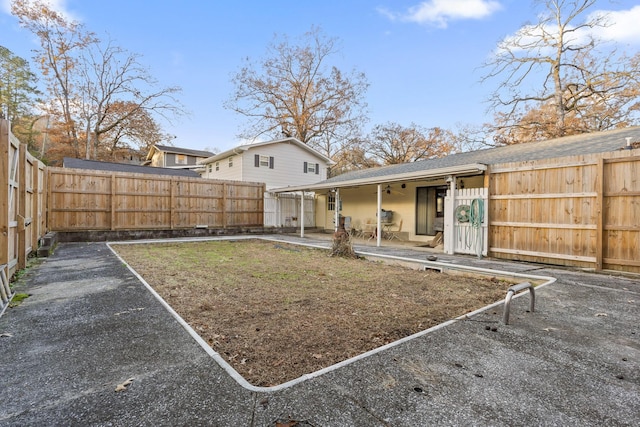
269 156 274 169
303 162 308 173
254 154 260 167
315 163 320 175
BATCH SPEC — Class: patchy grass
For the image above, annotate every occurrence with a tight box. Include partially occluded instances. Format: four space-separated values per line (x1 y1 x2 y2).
114 239 511 387
9 293 31 308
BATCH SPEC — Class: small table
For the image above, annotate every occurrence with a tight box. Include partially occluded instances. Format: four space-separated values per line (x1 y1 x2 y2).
367 222 394 240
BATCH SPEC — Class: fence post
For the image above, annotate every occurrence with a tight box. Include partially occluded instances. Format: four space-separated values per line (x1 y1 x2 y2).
45 168 52 233
222 182 227 228
32 155 40 250
110 173 116 231
595 158 604 271
0 120 9 271
18 143 26 270
170 178 175 229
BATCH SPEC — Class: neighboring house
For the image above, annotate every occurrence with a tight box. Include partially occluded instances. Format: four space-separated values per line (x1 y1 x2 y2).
198 137 334 190
199 137 335 227
272 127 640 273
63 157 200 178
143 145 214 171
109 147 145 165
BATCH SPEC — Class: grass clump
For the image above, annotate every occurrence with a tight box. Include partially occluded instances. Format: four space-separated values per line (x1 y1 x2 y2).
9 293 31 308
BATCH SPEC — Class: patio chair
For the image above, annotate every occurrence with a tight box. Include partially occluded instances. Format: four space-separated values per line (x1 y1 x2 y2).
361 219 376 239
350 219 362 237
387 220 403 240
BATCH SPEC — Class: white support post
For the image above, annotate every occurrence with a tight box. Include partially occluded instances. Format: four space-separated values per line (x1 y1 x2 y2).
443 177 456 254
300 191 305 238
376 184 382 247
334 189 340 233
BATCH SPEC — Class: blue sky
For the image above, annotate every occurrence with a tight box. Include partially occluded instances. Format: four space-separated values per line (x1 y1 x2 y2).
2 0 640 153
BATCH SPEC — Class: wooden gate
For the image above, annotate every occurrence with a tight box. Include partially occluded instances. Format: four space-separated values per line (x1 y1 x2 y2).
1 119 47 312
444 187 489 257
488 150 640 273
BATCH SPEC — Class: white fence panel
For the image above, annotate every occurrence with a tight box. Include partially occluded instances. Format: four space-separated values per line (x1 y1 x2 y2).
264 193 278 226
444 187 488 256
264 192 315 228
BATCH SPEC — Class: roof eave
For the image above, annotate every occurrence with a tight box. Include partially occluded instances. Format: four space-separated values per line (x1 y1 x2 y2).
270 163 488 193
198 138 335 165
199 146 248 164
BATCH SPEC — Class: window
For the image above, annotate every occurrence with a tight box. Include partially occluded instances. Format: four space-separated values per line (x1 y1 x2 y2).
327 193 341 211
215 162 219 171
208 164 212 173
254 154 274 168
304 161 320 174
175 154 187 165
228 156 234 167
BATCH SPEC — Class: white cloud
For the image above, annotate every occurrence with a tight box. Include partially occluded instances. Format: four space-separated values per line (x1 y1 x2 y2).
379 0 502 28
590 5 640 45
497 4 640 56
1 0 78 21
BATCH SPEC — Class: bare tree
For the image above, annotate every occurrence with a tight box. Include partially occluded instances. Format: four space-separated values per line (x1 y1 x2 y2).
78 41 183 159
364 122 455 165
451 122 495 151
12 0 184 162
12 0 96 156
94 101 164 161
327 135 377 176
225 26 369 158
482 0 640 144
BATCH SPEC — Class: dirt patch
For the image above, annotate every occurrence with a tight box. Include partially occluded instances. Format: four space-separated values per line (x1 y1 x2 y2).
113 239 510 387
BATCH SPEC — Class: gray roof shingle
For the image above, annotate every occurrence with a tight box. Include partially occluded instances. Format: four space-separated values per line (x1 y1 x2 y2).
63 158 201 177
153 145 215 158
324 126 640 185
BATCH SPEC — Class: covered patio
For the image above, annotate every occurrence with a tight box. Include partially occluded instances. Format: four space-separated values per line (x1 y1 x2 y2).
271 163 489 257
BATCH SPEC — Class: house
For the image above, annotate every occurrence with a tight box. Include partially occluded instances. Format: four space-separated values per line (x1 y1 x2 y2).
198 137 334 190
272 127 640 273
143 145 214 172
63 157 200 177
199 138 335 228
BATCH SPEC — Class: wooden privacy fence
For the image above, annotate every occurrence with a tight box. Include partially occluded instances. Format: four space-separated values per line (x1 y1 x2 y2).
47 167 265 231
1 119 47 307
488 149 640 274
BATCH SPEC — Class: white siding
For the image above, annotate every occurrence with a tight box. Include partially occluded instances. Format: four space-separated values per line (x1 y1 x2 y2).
241 142 327 190
201 155 244 181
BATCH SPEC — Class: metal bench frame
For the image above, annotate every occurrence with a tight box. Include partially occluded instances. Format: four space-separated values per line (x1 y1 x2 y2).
503 282 535 325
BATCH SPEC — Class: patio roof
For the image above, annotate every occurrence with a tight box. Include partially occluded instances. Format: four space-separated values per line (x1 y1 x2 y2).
271 163 487 192
271 126 640 193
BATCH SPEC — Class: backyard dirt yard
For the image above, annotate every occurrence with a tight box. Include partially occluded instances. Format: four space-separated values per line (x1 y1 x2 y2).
114 239 511 387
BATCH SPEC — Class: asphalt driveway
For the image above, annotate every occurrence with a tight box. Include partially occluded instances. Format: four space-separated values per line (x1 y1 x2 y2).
0 238 638 426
